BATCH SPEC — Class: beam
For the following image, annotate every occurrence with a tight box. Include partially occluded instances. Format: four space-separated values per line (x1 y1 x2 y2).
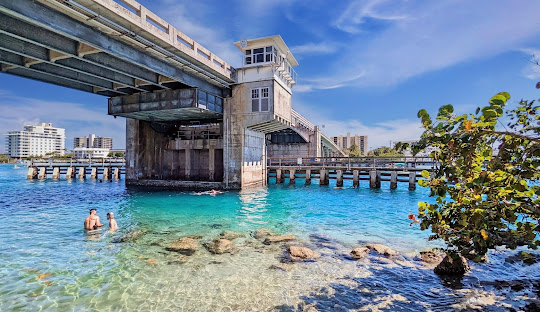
0 1 226 95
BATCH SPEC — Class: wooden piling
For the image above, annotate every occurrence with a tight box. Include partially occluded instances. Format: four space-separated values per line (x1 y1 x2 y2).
289 169 296 184
52 167 60 180
352 170 359 188
390 171 397 189
369 170 381 188
78 167 85 180
409 172 416 190
336 170 343 187
305 169 311 185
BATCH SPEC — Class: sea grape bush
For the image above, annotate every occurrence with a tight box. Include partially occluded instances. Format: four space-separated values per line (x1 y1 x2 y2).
397 92 540 261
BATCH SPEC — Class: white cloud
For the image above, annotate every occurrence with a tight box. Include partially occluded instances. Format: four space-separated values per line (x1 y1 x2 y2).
304 0 540 91
519 48 540 80
291 42 338 55
0 93 125 153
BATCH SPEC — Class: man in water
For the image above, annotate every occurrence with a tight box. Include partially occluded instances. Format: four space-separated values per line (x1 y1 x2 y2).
84 208 104 230
107 212 118 231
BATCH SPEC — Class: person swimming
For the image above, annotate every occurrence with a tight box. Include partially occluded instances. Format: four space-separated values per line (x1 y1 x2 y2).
194 189 223 196
84 208 104 230
107 212 118 231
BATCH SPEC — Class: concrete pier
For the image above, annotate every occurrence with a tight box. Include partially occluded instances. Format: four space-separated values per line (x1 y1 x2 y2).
409 172 416 190
305 169 311 185
90 168 97 179
52 167 60 180
336 170 343 187
320 169 329 185
352 170 359 188
78 167 85 180
289 169 296 184
390 171 398 189
276 169 283 184
113 168 120 180
102 167 110 181
27 167 37 179
66 167 74 179
38 167 46 179
369 170 381 189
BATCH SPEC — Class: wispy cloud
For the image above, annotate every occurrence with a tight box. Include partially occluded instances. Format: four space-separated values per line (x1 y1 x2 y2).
291 42 338 55
302 0 540 91
0 92 124 153
520 48 540 80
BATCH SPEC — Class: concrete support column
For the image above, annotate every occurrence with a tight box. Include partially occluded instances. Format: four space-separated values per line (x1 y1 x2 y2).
185 147 191 180
102 167 110 181
276 169 283 184
27 167 37 179
113 168 120 180
352 170 359 188
336 170 343 187
289 169 296 184
38 167 46 180
305 169 311 185
409 172 417 190
369 170 381 189
90 167 97 179
390 171 398 189
78 167 85 180
52 167 60 180
66 167 74 179
209 148 215 181
320 169 329 186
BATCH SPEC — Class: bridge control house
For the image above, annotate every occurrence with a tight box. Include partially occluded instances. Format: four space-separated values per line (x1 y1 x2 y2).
0 0 342 189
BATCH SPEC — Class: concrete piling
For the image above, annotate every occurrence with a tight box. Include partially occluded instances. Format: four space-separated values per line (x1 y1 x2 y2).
27 167 37 179
113 168 119 180
369 170 381 189
90 167 97 179
289 169 295 184
102 167 110 181
38 167 46 180
66 167 74 179
336 170 343 187
390 171 397 189
52 167 60 180
320 169 329 185
276 169 283 184
78 167 85 180
409 172 416 190
305 169 311 185
352 170 359 188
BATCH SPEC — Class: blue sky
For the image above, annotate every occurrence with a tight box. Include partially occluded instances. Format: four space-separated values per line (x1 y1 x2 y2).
2 0 540 153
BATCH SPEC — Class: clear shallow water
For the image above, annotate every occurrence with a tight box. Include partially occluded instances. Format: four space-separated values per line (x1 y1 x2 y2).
0 164 538 311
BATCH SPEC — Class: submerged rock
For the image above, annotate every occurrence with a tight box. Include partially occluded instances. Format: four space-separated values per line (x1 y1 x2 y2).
269 263 293 272
263 235 296 245
220 231 244 240
183 235 203 240
166 237 199 255
288 246 320 262
254 228 274 239
366 244 398 257
420 250 444 264
350 247 370 259
112 229 146 243
434 255 470 275
204 238 235 254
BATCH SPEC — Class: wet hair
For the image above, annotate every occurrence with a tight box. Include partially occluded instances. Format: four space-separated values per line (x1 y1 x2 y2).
89 208 97 214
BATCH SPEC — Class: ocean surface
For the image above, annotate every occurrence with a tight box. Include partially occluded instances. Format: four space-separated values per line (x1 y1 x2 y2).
0 164 538 311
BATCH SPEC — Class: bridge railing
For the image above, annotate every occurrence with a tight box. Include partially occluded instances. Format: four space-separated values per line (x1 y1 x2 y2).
30 158 126 167
268 156 437 170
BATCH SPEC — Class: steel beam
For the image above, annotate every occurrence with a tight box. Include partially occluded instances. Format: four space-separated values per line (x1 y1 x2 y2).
0 0 226 96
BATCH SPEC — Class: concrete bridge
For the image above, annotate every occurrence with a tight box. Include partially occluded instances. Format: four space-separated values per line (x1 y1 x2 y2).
0 0 343 189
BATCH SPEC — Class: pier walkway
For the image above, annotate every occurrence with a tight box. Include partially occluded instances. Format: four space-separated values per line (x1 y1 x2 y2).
27 159 126 180
267 157 436 190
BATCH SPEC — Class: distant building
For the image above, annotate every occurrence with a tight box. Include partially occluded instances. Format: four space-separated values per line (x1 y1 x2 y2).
332 133 368 155
73 134 113 149
6 123 65 158
73 147 110 159
398 140 437 157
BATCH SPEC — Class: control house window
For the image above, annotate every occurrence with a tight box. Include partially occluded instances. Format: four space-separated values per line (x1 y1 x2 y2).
245 46 274 65
251 87 269 112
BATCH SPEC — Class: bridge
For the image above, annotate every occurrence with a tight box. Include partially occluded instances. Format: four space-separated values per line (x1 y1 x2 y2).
1 0 343 189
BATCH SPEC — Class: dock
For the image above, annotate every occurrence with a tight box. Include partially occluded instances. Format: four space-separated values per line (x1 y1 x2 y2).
26 159 126 181
267 157 436 190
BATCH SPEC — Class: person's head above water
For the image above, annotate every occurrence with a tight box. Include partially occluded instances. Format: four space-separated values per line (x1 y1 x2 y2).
106 212 114 219
89 208 97 215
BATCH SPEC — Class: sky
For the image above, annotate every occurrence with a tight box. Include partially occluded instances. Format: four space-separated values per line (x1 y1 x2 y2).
1 0 540 153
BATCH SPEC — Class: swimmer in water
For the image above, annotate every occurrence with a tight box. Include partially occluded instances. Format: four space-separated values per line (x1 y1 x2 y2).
107 212 118 231
408 211 420 226
84 208 104 230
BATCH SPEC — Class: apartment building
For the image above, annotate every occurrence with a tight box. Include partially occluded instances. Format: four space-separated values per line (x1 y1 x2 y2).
73 134 113 149
6 123 65 158
332 133 368 156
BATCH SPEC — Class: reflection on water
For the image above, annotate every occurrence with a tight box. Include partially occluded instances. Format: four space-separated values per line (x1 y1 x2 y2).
0 165 539 311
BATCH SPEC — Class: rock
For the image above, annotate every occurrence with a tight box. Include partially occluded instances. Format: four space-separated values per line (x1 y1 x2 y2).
165 237 199 255
112 229 146 243
434 255 470 275
366 244 398 257
204 238 235 254
220 231 244 240
254 228 274 239
420 250 444 264
269 263 293 272
263 234 296 245
168 255 189 264
350 247 370 259
184 235 203 240
505 251 539 265
288 246 320 262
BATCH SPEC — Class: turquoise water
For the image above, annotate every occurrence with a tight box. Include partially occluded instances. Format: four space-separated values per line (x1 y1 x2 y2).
0 164 538 311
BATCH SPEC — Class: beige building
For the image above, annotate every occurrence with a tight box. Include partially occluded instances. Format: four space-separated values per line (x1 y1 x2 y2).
73 134 113 149
332 133 368 155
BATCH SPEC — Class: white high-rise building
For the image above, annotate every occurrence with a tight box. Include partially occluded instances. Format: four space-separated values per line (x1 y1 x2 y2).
6 123 65 158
